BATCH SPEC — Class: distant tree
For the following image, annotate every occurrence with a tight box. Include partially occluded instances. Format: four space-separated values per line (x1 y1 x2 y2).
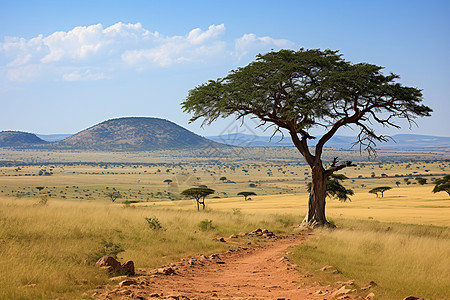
307 174 354 202
237 191 256 201
106 191 122 202
181 187 215 211
36 186 45 192
182 48 431 227
432 175 450 197
163 179 173 185
249 183 257 188
395 181 401 187
415 177 427 185
369 187 392 198
219 176 227 182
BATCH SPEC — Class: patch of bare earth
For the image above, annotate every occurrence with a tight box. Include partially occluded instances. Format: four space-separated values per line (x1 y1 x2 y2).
91 234 351 299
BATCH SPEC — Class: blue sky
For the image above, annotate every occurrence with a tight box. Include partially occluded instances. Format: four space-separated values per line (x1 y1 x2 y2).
1 0 449 137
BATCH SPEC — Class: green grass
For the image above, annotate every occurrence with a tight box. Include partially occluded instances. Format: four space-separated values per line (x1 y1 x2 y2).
290 219 450 299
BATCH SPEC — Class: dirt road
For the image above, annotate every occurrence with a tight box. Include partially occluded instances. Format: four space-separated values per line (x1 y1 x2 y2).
93 234 341 299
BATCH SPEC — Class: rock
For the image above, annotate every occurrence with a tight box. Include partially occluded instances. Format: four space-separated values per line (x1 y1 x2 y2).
331 286 352 298
250 228 262 234
96 256 122 273
365 292 375 300
157 266 176 275
238 232 248 236
228 234 238 239
361 281 378 290
118 279 136 288
336 280 355 287
261 229 269 234
121 260 135 276
110 275 128 282
209 253 220 260
403 297 424 300
320 265 336 271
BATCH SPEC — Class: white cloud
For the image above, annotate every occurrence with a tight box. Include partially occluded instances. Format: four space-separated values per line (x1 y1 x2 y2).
235 33 294 59
121 24 228 67
62 69 109 81
0 22 294 82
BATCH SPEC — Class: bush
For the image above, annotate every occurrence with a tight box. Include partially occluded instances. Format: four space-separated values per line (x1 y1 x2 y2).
145 216 165 230
90 239 124 262
198 219 215 231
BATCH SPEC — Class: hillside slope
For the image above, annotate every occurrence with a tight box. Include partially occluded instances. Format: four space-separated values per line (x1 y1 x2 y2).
55 117 221 151
0 131 48 147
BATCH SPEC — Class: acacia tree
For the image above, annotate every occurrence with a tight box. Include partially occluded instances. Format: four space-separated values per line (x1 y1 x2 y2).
181 187 215 211
237 191 256 201
368 186 392 197
432 175 450 197
106 191 122 202
182 49 432 227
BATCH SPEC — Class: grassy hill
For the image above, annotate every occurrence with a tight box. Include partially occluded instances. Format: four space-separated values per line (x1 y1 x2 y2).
54 117 223 151
0 131 48 147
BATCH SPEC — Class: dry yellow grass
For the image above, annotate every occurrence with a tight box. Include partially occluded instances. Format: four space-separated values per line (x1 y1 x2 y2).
143 185 450 226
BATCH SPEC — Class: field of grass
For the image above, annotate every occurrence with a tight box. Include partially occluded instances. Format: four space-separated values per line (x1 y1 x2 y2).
290 219 450 299
0 196 300 299
0 148 449 299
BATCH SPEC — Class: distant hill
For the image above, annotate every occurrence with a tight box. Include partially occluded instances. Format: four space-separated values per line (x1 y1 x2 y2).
207 133 450 150
36 134 72 142
53 117 223 151
0 131 48 147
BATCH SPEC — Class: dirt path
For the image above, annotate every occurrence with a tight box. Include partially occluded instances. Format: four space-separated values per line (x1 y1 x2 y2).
93 234 340 299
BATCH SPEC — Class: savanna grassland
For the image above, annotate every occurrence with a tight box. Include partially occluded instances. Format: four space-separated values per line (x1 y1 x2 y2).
0 147 449 299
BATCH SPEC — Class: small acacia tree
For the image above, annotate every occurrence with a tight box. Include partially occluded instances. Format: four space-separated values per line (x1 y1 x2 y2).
182 48 432 227
181 187 215 211
106 191 122 202
369 187 392 198
307 174 354 202
237 191 256 201
163 179 173 185
415 177 427 185
432 175 450 197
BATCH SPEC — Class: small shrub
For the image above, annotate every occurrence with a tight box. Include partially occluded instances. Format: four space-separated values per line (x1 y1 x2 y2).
198 219 215 231
90 239 124 262
36 196 48 206
232 208 241 215
145 216 165 230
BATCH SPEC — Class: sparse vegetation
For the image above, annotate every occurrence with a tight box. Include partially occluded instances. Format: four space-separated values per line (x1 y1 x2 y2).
237 191 256 201
145 216 165 230
369 186 392 197
0 149 448 299
181 187 215 211
433 174 450 196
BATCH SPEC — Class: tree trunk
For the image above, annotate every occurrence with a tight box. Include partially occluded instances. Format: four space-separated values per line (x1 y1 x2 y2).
200 199 205 210
301 163 334 228
196 199 200 211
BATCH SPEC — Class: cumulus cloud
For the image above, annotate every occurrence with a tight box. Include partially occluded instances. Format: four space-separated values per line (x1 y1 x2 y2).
235 33 294 59
0 22 294 82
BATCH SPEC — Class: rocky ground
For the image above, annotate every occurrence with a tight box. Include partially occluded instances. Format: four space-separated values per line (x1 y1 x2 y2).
89 232 381 300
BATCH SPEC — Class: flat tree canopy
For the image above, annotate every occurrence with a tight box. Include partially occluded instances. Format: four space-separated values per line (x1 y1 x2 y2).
433 175 450 196
237 191 256 201
182 48 431 227
369 187 392 197
181 187 215 210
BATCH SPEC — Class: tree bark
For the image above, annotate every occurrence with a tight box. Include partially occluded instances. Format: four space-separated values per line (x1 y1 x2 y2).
301 161 334 228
